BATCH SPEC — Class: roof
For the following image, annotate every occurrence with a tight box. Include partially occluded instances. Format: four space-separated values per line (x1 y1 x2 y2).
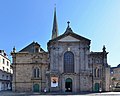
19 41 45 53
90 51 108 56
117 64 120 68
48 26 91 45
111 64 120 70
90 52 103 54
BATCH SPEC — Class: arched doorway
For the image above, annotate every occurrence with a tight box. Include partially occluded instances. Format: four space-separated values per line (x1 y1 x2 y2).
33 84 39 92
65 78 72 92
94 83 99 92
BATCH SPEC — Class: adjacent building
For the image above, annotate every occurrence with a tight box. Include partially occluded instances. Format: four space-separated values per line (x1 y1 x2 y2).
0 50 12 91
111 64 120 91
11 8 110 93
11 43 48 92
89 48 110 92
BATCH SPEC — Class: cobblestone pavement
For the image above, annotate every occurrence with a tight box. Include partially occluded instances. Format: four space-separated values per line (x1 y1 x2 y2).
1 91 120 96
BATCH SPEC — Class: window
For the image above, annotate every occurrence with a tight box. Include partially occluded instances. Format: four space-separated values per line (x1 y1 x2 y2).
7 61 9 66
6 83 8 88
33 67 39 78
35 48 39 53
6 76 8 80
99 68 102 77
64 51 74 73
2 75 4 79
7 68 9 72
94 68 96 77
3 67 4 71
3 58 5 64
97 69 100 77
88 60 90 68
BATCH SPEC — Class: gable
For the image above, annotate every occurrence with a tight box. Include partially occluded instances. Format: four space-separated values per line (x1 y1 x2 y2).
48 27 91 46
19 42 45 53
58 36 80 42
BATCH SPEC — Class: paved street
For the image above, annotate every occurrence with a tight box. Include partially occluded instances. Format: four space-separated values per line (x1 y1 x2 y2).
1 91 120 96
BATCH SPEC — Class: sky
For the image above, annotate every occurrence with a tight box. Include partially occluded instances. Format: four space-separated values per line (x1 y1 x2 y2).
0 0 120 67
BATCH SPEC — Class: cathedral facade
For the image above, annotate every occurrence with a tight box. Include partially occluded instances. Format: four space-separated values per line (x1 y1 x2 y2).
11 9 110 93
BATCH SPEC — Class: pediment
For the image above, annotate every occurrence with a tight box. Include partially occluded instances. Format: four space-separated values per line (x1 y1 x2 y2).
58 36 80 42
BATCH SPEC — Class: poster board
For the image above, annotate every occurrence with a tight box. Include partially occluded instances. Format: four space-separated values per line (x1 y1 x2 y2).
51 77 58 87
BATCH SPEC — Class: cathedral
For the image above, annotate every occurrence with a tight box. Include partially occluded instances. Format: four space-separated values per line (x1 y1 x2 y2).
11 8 110 93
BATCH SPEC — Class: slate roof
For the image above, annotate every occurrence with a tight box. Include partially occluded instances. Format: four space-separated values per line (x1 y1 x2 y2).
111 64 120 70
90 52 103 54
19 41 45 53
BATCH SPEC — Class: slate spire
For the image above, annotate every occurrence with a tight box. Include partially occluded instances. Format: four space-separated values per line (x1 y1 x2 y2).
52 6 58 39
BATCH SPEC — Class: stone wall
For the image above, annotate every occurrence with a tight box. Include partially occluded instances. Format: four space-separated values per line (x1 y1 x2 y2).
12 52 48 92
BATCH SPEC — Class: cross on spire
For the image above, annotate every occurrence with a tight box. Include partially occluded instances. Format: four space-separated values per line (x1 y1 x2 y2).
64 21 73 34
67 21 70 28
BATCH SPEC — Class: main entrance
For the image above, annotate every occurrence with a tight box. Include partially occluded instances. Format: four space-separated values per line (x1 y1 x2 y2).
65 78 72 92
33 84 39 92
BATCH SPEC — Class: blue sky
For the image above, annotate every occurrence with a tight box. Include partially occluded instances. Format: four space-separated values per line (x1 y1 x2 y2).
0 0 120 67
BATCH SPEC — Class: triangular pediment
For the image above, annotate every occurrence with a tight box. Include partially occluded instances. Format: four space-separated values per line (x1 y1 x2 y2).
48 28 91 45
58 36 80 42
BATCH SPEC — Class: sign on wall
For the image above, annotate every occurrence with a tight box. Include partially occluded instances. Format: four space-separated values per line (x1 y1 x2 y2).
51 77 58 87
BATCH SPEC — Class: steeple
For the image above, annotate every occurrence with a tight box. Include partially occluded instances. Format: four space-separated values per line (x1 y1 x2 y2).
52 6 58 39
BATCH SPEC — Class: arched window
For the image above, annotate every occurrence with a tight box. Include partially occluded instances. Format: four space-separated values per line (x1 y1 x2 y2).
97 69 100 77
64 51 74 73
33 67 39 78
99 68 101 78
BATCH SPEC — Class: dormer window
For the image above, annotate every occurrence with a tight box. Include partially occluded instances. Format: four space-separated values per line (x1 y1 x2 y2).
34 42 40 53
35 48 39 53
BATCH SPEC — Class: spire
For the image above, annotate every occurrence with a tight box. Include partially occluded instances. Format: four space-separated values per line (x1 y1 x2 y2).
52 5 58 39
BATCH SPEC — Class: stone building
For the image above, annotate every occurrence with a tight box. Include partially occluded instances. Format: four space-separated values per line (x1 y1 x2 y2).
11 42 48 92
11 8 110 93
89 48 110 92
0 50 12 91
110 64 120 91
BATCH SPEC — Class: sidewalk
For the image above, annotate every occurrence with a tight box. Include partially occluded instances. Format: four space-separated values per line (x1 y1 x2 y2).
0 91 96 96
1 91 120 96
